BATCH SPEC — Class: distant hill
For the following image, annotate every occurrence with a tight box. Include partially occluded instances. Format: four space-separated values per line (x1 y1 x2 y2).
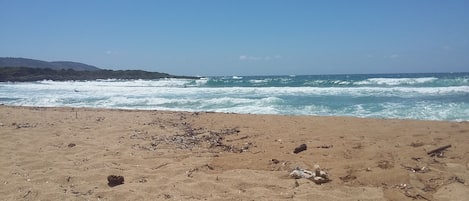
0 57 198 82
0 57 101 71
50 61 101 71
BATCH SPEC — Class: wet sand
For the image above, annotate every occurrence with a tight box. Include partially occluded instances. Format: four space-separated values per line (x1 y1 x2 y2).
1 105 468 200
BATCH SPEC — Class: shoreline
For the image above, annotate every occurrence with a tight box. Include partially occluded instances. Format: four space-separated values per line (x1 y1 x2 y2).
1 105 468 200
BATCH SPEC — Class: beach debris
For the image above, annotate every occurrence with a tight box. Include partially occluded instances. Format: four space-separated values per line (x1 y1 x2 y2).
226 135 249 142
411 157 423 162
312 164 330 184
218 128 241 135
403 190 430 201
449 176 466 184
163 194 172 199
151 163 169 170
22 190 32 198
186 168 198 177
156 123 245 152
132 142 159 151
107 175 124 187
315 144 333 149
422 185 436 192
13 122 37 129
410 142 424 147
395 183 410 190
130 115 245 153
67 143 76 148
378 160 394 169
269 159 289 171
400 164 429 173
129 130 150 140
427 144 451 157
204 164 215 170
293 144 307 154
241 142 252 152
294 180 300 188
70 189 94 196
352 143 363 149
339 173 357 182
395 184 431 201
186 164 214 177
290 164 330 184
290 167 314 179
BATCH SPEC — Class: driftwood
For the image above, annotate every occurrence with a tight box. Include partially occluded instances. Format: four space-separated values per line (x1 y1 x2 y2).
316 145 333 149
400 164 429 173
427 145 451 157
293 144 307 154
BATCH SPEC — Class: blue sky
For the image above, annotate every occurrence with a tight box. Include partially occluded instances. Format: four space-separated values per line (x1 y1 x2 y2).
1 0 468 76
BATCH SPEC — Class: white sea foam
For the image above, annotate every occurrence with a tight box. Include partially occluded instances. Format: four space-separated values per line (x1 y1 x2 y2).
249 79 270 84
4 80 469 99
5 80 469 96
355 77 438 86
1 77 468 121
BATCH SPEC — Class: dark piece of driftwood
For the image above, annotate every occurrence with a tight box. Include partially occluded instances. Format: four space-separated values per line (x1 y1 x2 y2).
427 145 451 157
293 144 307 154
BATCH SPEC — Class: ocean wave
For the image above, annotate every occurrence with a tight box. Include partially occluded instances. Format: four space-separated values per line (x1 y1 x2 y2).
31 73 469 89
38 78 198 88
249 79 270 84
3 81 469 99
289 102 469 121
213 86 469 98
1 73 468 121
354 77 439 86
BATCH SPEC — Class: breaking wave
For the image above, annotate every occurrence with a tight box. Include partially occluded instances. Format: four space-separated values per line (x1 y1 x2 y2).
1 72 468 121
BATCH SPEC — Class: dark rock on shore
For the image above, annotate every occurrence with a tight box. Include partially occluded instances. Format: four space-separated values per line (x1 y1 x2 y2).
293 144 307 154
107 175 124 187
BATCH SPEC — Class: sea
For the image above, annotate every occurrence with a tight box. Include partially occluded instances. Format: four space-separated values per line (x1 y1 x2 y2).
1 73 468 121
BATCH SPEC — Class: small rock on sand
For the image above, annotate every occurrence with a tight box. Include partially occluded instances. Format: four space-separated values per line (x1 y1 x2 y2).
107 175 124 187
293 144 307 154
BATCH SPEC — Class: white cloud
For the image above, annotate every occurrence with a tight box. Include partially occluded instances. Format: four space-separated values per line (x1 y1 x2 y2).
239 55 248 60
105 50 119 55
442 45 451 51
389 54 399 59
239 55 282 61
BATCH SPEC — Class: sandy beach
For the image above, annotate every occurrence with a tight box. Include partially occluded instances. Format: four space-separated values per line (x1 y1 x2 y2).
0 105 468 200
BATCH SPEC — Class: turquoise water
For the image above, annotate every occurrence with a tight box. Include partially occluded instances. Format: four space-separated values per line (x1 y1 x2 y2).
1 73 468 121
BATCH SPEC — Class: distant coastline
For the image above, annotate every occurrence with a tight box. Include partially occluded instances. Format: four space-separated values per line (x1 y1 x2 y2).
0 57 198 82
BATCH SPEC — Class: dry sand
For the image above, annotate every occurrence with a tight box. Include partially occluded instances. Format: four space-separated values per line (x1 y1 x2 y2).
1 105 468 200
